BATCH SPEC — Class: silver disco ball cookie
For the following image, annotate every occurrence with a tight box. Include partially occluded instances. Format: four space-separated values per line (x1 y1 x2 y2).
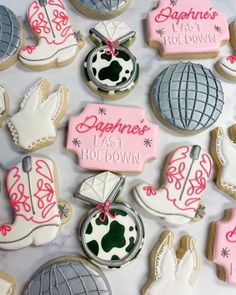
0 5 21 70
151 62 224 134
70 0 131 19
23 257 112 295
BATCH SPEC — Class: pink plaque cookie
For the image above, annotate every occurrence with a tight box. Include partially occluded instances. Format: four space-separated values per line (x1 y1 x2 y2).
67 103 158 172
209 208 236 284
147 0 229 58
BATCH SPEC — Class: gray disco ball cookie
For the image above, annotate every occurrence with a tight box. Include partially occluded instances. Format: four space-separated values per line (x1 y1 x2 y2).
151 62 224 134
23 257 112 295
71 0 131 19
0 5 21 70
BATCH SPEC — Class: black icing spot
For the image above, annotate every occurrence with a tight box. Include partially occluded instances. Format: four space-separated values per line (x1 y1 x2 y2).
86 223 93 235
98 61 122 82
87 240 99 256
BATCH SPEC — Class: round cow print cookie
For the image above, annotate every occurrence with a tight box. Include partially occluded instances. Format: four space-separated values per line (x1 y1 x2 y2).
71 0 131 19
84 21 139 99
0 5 22 70
151 62 224 134
74 171 145 268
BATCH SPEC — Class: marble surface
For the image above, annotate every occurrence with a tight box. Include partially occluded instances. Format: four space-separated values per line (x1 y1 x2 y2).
1 0 236 294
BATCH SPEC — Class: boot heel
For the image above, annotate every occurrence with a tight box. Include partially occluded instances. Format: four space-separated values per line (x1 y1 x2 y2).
56 45 78 67
33 225 59 246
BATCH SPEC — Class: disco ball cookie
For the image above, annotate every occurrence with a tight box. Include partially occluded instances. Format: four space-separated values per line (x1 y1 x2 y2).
23 256 111 295
151 62 224 135
74 171 145 269
133 145 212 226
0 85 9 127
70 0 131 19
19 0 84 70
147 0 229 59
0 272 16 295
208 208 236 284
142 230 200 295
211 125 236 200
0 5 22 70
84 22 139 99
0 155 72 250
216 20 236 82
7 79 68 152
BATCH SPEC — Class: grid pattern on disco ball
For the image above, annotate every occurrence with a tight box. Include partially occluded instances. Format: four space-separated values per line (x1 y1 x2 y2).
76 0 128 12
24 260 111 295
152 62 224 132
0 5 21 60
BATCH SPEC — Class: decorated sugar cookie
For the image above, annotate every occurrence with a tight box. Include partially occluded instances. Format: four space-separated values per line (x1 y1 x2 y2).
70 0 131 19
0 5 22 70
84 22 139 99
208 208 236 284
74 171 145 268
211 125 236 200
151 62 224 134
7 79 68 152
19 0 84 70
133 145 213 225
216 21 236 81
23 256 111 295
67 103 158 172
0 155 72 250
0 272 16 295
0 85 9 127
142 230 199 295
147 0 229 58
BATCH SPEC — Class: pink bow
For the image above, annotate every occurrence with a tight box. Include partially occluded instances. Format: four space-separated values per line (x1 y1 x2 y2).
97 200 116 222
105 39 119 56
0 224 11 236
143 186 157 196
22 45 36 54
227 56 236 64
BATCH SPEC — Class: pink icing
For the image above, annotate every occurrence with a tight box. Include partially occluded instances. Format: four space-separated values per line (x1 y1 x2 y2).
147 0 229 55
213 208 236 284
67 103 158 172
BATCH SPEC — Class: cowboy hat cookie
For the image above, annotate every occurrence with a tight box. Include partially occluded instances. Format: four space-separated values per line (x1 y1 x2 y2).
0 272 16 295
208 208 236 284
70 0 132 20
7 79 68 152
23 256 111 294
210 125 236 200
133 145 213 226
0 155 72 250
151 62 224 135
67 103 158 172
84 22 139 99
0 5 22 70
0 85 9 127
74 171 145 268
19 0 84 70
142 230 200 295
147 0 229 59
216 20 236 81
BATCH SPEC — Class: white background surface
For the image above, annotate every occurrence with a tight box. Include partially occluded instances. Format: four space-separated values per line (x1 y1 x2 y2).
0 0 236 294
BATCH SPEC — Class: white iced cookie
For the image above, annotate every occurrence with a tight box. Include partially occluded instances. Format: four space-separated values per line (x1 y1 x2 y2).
19 0 84 70
0 272 16 295
7 79 68 152
211 125 236 200
0 155 72 250
142 230 199 295
0 85 9 127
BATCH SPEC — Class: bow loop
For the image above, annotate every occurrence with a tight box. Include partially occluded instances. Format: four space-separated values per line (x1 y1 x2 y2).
97 200 116 222
105 39 119 57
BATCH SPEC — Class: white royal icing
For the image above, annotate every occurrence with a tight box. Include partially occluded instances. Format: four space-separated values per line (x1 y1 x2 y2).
216 133 236 192
0 86 6 115
0 277 12 295
7 80 66 151
95 21 131 41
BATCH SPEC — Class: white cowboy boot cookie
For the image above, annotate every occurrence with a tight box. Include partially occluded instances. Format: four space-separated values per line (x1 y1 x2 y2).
0 155 71 250
133 145 213 226
0 85 9 127
19 0 84 70
211 125 236 199
7 79 67 152
142 230 199 295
